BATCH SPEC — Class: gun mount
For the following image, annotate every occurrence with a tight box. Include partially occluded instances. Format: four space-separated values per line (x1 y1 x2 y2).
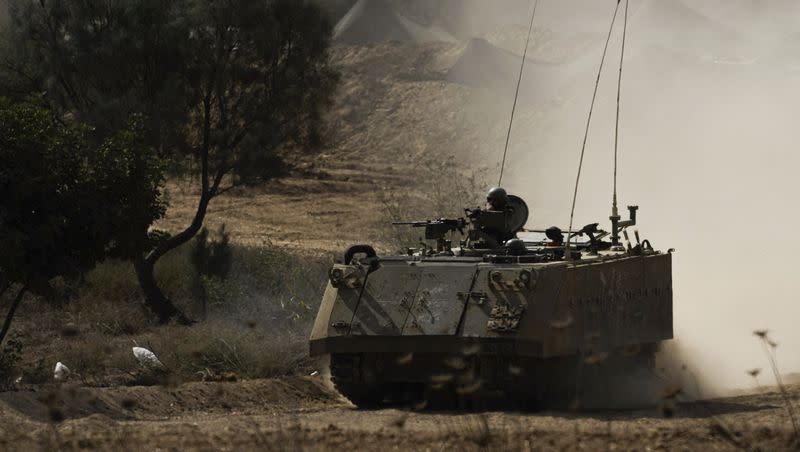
610 205 638 247
392 218 466 253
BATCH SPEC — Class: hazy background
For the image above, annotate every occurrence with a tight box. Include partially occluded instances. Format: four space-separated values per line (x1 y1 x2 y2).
461 0 800 390
332 0 800 390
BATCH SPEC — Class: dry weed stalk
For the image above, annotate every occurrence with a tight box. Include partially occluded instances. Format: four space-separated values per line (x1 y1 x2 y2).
752 330 799 440
746 368 761 392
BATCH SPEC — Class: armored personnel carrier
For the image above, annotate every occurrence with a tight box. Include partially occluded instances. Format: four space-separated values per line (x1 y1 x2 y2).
310 0 673 408
309 192 672 408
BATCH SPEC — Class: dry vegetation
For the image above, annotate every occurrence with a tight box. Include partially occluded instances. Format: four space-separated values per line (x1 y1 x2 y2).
0 238 330 389
0 34 500 393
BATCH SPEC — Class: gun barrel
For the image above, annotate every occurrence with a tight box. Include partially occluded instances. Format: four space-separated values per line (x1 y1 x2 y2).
392 219 465 228
392 221 429 226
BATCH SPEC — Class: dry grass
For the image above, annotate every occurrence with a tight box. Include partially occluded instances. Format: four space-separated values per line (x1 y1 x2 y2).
753 330 800 444
155 321 312 381
2 240 329 387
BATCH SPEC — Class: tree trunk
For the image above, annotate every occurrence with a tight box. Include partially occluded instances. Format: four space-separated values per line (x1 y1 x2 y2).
0 286 27 347
134 257 193 325
0 281 9 301
135 190 215 324
134 96 223 325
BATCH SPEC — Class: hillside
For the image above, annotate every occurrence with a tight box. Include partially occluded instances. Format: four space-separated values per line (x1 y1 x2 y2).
154 3 614 253
156 39 506 254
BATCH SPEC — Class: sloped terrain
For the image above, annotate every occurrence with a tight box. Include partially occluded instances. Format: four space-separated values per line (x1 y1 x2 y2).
155 40 505 254
153 0 797 255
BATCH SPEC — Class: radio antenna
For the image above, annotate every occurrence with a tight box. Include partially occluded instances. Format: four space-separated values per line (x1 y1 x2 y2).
497 0 538 186
565 0 623 260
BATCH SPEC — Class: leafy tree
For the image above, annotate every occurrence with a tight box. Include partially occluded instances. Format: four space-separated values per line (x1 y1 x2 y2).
0 98 166 345
1 0 338 323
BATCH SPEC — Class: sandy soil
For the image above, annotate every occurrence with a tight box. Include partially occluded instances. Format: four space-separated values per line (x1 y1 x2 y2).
0 377 796 451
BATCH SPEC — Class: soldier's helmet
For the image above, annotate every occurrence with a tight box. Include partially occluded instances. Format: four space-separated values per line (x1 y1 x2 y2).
486 187 509 210
545 226 564 245
505 238 526 255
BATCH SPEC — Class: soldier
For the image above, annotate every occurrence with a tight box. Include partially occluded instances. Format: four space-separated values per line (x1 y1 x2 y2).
486 187 509 211
468 187 515 248
545 226 564 246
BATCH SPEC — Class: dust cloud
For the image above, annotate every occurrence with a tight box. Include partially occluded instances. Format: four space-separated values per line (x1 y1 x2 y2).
455 0 800 392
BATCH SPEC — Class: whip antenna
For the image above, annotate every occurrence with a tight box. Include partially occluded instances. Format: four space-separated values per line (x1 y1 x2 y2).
612 0 629 230
497 0 538 186
565 0 623 260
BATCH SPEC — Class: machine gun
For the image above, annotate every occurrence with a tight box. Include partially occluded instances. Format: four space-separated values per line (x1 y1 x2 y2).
392 218 467 253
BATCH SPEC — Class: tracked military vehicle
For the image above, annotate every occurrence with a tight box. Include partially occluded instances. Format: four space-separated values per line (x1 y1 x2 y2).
309 193 672 408
310 0 673 408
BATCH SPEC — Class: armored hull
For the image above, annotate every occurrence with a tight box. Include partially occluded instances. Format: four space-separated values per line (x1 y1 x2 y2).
310 248 673 408
309 0 667 409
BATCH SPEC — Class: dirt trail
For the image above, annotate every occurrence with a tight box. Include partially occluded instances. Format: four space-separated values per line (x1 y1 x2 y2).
0 377 796 451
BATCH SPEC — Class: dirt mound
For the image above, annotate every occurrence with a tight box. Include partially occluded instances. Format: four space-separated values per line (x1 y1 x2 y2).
0 379 796 450
442 35 599 111
334 0 454 44
0 377 339 424
426 0 531 40
445 38 524 92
